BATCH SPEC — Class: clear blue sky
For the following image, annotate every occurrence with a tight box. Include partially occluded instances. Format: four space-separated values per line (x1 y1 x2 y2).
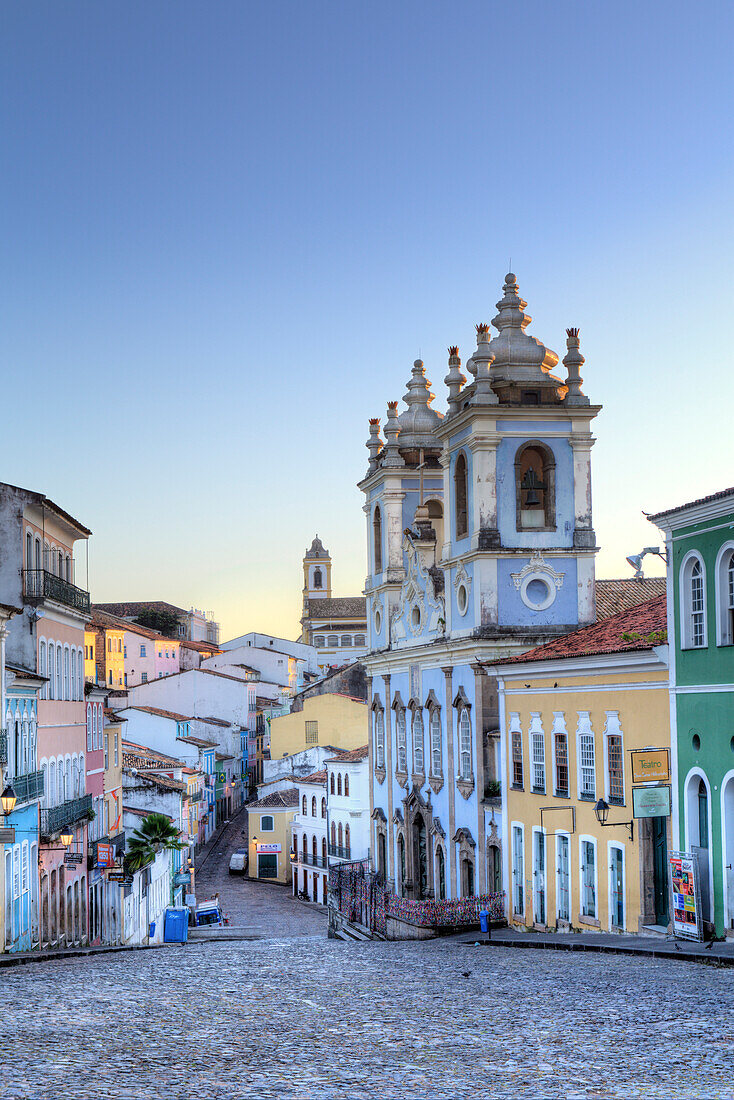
2 1 732 640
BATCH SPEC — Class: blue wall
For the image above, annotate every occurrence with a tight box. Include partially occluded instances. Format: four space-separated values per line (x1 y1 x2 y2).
496 435 575 549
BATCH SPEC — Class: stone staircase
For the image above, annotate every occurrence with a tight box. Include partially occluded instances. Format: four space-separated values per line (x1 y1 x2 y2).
330 913 385 942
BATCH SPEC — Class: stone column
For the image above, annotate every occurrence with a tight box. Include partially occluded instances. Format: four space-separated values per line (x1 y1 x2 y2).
383 673 394 891
474 666 487 895
469 433 501 550
382 488 406 581
443 666 457 898
367 676 374 861
569 434 596 548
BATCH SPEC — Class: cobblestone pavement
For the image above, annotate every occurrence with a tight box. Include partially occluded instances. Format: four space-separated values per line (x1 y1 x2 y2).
195 805 326 936
3 937 734 1099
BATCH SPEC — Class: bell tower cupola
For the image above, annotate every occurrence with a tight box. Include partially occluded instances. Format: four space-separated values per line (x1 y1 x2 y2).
303 535 332 601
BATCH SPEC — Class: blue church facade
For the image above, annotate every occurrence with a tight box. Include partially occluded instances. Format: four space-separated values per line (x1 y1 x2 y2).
359 274 600 903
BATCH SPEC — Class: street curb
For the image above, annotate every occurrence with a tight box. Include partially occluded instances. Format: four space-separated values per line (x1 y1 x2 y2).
0 942 172 970
462 936 734 968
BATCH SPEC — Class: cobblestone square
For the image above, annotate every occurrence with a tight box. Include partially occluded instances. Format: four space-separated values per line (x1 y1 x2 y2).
2 935 734 1099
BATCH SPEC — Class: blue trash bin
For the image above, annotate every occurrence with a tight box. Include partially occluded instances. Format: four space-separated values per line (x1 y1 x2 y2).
164 907 189 943
149 921 156 939
479 909 490 934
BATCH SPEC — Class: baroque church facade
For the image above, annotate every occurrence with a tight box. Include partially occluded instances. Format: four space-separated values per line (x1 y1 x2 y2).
360 273 600 902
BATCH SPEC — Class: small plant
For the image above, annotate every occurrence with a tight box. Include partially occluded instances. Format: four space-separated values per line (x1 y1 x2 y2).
486 780 501 798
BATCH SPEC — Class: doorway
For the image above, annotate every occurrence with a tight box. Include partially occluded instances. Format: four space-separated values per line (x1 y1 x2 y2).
556 834 570 923
533 830 546 925
610 846 624 930
652 815 669 926
413 813 428 899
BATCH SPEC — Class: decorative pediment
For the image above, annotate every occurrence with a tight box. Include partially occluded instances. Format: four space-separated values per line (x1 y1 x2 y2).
453 559 472 592
452 826 476 849
423 688 441 711
371 693 383 712
371 807 387 824
390 532 446 645
405 783 432 813
391 690 406 711
392 809 404 826
452 685 471 709
430 816 446 840
510 550 564 590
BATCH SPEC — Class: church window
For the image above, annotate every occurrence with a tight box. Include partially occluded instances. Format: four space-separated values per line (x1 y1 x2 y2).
313 636 325 647
373 506 383 572
344 774 349 796
313 568 322 589
427 499 444 547
430 709 442 777
459 710 472 781
337 774 342 796
374 709 385 769
354 634 365 647
454 453 468 539
302 795 307 816
396 708 407 773
515 443 555 530
412 709 425 775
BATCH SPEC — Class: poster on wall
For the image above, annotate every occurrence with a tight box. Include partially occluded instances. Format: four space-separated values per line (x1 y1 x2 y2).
669 851 703 941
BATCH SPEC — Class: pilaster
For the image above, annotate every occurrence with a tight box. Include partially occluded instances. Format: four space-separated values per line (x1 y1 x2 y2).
569 434 596 548
468 433 501 550
474 665 487 895
443 666 457 898
383 673 394 891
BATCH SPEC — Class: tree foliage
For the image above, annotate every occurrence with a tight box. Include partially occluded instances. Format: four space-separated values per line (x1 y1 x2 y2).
133 608 182 638
125 812 185 872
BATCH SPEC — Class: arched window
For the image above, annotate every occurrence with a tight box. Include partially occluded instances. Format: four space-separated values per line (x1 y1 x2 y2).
77 651 83 698
340 636 352 647
681 553 707 649
302 795 307 816
35 538 41 572
430 709 442 776
26 531 32 570
330 821 336 846
330 773 335 795
373 506 383 573
413 709 424 775
338 823 343 848
65 555 71 581
344 774 349 797
302 833 307 858
313 568 322 589
58 550 63 576
92 706 98 751
374 709 385 770
345 824 350 855
396 708 407 773
312 835 317 860
436 847 446 900
354 634 365 647
426 499 444 547
515 443 555 530
47 644 55 700
310 796 315 816
63 649 70 700
49 761 56 807
56 646 62 701
715 545 734 645
86 706 93 752
454 453 468 539
322 837 327 862
321 797 326 818
337 774 342 796
459 710 472 781
39 642 46 700
314 636 325 647
698 779 709 849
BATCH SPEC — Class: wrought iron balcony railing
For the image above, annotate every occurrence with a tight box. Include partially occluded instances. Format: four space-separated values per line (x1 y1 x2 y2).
328 844 352 860
40 794 93 837
0 729 7 766
298 852 327 868
186 790 203 802
12 769 45 805
22 569 90 615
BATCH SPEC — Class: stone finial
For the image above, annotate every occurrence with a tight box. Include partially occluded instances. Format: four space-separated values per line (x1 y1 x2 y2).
467 323 498 405
491 274 530 336
562 327 589 405
366 417 383 473
382 401 405 467
444 346 466 417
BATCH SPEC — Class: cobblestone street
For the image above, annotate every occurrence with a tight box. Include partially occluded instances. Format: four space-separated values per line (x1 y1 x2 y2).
3 936 734 1099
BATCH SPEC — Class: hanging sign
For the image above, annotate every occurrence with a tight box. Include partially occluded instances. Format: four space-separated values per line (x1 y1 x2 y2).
669 850 703 941
631 748 670 784
632 785 671 818
0 828 15 844
64 852 84 864
96 843 115 868
173 872 191 886
256 843 281 854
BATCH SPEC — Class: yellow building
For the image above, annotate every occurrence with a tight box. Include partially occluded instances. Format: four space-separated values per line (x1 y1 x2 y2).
247 789 298 884
269 693 367 760
85 621 125 689
495 595 671 935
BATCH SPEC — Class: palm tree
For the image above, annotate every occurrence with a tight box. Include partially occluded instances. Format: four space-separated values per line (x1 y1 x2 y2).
125 812 184 872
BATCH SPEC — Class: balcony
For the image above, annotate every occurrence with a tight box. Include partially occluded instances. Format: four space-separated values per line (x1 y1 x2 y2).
40 794 93 838
187 790 203 803
328 844 352 860
11 770 45 805
298 852 327 869
23 569 90 615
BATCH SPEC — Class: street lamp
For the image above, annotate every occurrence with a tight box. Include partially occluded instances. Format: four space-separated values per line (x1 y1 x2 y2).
594 798 634 841
1 784 17 816
60 826 75 848
625 546 668 579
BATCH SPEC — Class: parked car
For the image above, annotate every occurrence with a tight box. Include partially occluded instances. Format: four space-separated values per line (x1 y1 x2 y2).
229 847 248 876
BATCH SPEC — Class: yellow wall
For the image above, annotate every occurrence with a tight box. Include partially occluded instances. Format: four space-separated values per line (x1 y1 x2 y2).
247 806 295 884
84 630 97 683
270 694 367 759
502 659 670 935
104 717 124 839
104 629 126 690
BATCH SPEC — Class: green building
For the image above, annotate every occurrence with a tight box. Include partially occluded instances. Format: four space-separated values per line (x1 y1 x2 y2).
651 487 734 937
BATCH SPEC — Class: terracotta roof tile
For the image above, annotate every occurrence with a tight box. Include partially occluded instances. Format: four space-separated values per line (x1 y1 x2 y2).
248 788 299 809
496 595 667 666
121 740 182 767
299 770 327 785
595 578 666 620
306 597 366 619
124 705 192 722
648 486 734 521
325 745 369 763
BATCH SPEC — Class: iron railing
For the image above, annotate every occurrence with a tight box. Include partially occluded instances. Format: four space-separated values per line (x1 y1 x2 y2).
299 852 327 869
186 790 203 803
22 569 90 614
13 770 45 805
328 844 352 860
0 729 6 766
40 794 92 837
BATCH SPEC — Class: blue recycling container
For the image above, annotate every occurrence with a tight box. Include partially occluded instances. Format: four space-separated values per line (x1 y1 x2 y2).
479 909 490 934
163 907 189 943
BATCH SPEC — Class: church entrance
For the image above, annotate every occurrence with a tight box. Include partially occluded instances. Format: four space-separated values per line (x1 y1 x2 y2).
413 813 428 899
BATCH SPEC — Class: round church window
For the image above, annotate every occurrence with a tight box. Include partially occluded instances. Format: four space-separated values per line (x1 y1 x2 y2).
457 584 468 616
520 573 556 612
374 609 382 635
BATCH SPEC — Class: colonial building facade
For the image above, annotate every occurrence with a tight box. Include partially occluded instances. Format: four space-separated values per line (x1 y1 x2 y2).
360 274 601 902
299 537 368 673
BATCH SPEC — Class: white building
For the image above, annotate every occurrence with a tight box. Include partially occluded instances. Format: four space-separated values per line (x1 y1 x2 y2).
203 645 299 694
326 746 370 866
292 770 328 904
221 633 320 680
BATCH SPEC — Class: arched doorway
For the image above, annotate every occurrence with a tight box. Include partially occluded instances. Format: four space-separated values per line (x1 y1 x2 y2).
413 813 428 899
723 774 734 931
685 771 712 922
397 835 406 895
